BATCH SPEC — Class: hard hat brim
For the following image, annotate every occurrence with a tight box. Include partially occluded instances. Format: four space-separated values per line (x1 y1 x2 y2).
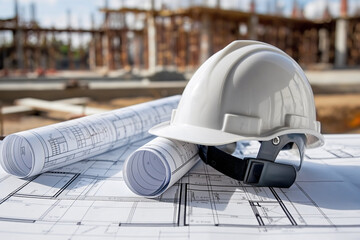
149 121 324 148
150 121 255 146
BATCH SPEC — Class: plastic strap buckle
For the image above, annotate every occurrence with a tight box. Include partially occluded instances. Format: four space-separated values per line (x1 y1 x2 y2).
243 158 297 188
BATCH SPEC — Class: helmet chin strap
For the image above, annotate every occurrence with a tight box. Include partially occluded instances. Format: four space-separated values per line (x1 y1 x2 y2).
198 134 306 188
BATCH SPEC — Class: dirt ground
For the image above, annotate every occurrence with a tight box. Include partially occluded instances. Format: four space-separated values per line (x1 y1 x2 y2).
315 94 360 133
2 94 360 136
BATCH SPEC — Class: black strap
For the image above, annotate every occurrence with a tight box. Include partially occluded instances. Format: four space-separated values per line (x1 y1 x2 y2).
199 145 248 181
198 134 306 187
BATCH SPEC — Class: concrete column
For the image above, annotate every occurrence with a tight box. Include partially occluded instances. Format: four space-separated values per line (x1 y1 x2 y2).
319 28 330 63
335 18 348 67
200 14 211 64
107 32 114 70
147 14 156 73
15 29 24 70
102 33 109 70
248 14 258 40
89 36 96 70
102 11 110 71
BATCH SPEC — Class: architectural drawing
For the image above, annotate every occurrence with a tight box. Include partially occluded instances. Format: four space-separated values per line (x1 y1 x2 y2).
0 95 180 178
0 134 359 239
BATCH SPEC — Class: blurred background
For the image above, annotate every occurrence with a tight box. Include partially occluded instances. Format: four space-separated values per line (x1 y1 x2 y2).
0 0 359 136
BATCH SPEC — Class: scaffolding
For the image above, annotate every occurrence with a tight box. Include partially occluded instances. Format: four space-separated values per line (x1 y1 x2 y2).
1 0 360 75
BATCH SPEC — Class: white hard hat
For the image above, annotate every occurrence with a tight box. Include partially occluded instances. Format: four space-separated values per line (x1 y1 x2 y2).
150 40 324 148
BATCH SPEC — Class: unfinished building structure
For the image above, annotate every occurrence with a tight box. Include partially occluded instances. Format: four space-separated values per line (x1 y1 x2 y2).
0 0 359 75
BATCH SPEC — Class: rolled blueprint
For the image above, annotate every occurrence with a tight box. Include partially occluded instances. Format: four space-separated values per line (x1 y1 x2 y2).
123 137 200 197
0 95 181 178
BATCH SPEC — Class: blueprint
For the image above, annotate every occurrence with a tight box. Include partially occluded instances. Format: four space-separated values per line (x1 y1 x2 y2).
0 95 180 178
123 137 200 197
0 134 359 239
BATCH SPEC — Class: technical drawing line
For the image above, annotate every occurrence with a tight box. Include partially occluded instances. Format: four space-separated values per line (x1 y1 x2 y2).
184 183 188 227
12 194 53 199
0 176 37 205
171 154 198 175
269 187 297 226
0 217 36 223
38 199 61 221
295 183 335 227
278 188 306 224
249 201 265 226
177 183 183 227
126 202 137 224
204 162 220 226
53 173 80 198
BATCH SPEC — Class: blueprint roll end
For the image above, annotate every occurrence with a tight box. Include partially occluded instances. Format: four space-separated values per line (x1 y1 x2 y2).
0 134 34 178
123 148 171 197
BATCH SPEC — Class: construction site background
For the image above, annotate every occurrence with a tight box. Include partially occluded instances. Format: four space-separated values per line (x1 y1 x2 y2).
1 0 359 75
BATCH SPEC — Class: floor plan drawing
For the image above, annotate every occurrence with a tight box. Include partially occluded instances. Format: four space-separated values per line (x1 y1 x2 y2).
0 134 359 239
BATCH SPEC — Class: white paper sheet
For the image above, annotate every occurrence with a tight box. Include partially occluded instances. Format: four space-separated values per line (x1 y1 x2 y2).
123 137 200 197
0 95 180 177
0 109 360 239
